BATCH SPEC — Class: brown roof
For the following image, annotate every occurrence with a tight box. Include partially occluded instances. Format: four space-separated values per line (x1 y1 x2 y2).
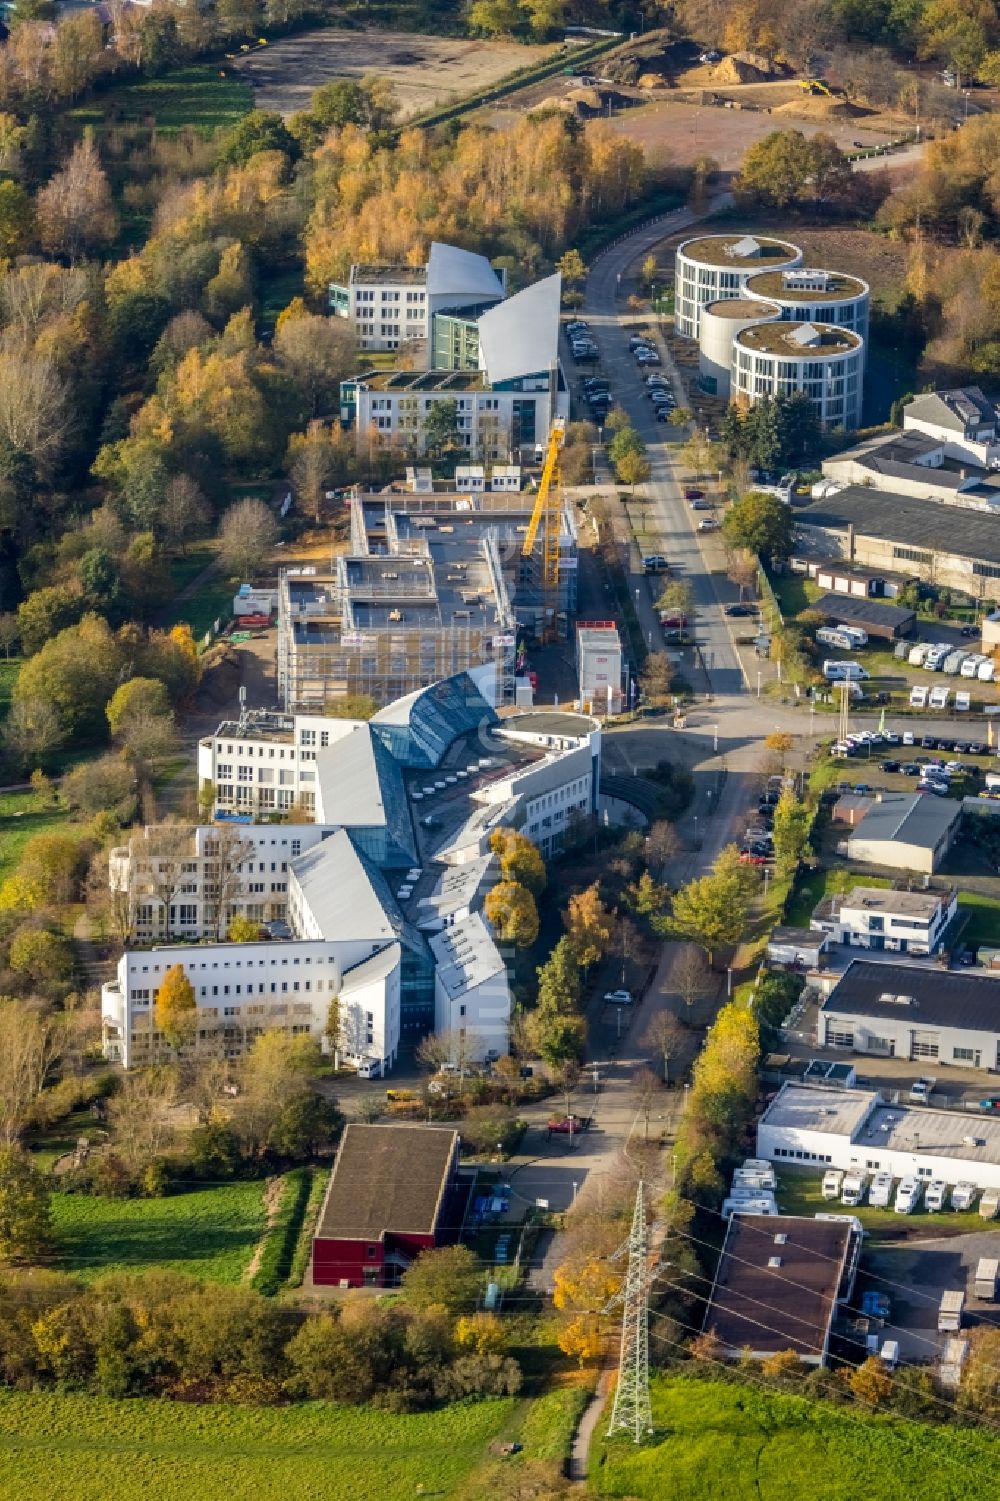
316 1123 458 1242
704 1214 855 1358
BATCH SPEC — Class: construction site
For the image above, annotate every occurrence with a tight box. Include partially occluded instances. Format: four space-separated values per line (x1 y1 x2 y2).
276 426 575 711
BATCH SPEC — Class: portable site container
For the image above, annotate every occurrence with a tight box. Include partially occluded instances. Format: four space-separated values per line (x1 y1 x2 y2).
938 1290 965 1333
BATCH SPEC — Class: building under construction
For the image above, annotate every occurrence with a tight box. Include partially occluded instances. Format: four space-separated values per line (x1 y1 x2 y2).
277 488 578 712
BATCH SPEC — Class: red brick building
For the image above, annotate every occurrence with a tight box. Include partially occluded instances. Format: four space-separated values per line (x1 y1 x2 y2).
312 1123 462 1288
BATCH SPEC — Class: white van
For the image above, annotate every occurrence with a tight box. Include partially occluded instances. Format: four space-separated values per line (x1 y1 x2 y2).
961 655 985 678
869 1172 894 1208
842 1170 867 1207
823 660 869 681
908 643 931 667
822 1169 845 1200
925 1180 948 1212
817 627 856 651
951 1181 977 1211
879 1339 900 1370
909 685 929 708
894 1175 922 1213
356 1058 384 1079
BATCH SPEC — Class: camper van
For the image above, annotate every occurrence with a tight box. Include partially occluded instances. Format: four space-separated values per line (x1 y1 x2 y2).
823 660 869 681
961 655 986 678
841 1170 868 1207
928 685 951 711
817 627 857 651
894 1176 922 1214
909 686 929 709
979 1188 1000 1220
822 1169 845 1201
943 650 968 675
869 1172 894 1208
955 690 972 712
908 643 931 667
951 1181 977 1212
839 625 869 647
925 1180 948 1212
978 659 996 682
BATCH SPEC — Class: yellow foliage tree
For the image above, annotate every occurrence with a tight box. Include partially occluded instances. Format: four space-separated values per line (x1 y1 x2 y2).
483 880 539 948
489 829 546 896
558 1314 604 1367
564 882 612 969
454 1312 507 1356
849 1355 894 1407
155 964 197 1052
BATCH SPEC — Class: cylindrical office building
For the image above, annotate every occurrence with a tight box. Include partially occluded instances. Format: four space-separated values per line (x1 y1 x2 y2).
674 233 802 340
744 267 870 350
731 321 864 431
698 299 781 398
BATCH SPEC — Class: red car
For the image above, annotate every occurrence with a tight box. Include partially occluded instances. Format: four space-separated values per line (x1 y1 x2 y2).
739 850 768 866
659 612 688 628
548 1114 592 1134
684 488 705 501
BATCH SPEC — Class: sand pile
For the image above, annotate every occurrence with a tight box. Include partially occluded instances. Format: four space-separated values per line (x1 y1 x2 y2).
774 93 862 119
710 55 770 84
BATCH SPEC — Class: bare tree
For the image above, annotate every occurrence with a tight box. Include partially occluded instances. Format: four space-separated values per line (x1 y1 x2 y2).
672 946 713 1025
645 820 683 868
288 420 340 523
107 1065 178 1171
643 1009 688 1085
631 1065 661 1141
0 344 70 471
554 1059 581 1119
217 498 278 581
36 136 118 261
161 475 209 554
129 824 195 939
5 696 64 770
204 825 255 939
416 1027 481 1087
118 709 178 822
615 915 641 987
0 613 18 659
275 314 356 417
0 1002 63 1145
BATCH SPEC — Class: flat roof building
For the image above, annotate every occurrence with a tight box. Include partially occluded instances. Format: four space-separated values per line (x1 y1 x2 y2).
698 297 780 398
796 484 1000 598
703 1213 860 1365
758 1081 1000 1190
675 233 802 338
811 887 957 957
819 958 1000 1071
813 592 915 640
744 267 870 351
732 322 864 431
843 792 961 874
329 241 505 357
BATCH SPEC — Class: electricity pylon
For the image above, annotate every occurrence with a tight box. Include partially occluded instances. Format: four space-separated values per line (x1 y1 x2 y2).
605 1182 653 1442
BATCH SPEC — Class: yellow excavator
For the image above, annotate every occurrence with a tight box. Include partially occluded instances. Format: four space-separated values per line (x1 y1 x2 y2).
522 418 567 640
799 78 833 96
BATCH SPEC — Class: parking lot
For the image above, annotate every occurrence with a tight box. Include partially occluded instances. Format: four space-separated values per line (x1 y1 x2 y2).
860 1233 1000 1363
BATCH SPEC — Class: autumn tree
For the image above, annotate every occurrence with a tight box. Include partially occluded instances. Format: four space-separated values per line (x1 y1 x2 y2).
489 829 546 896
645 820 683 867
723 491 794 559
625 869 669 919
0 1003 64 1145
287 421 349 523
161 475 209 553
276 312 356 419
665 844 759 966
5 697 64 771
564 882 612 969
483 880 539 948
401 1245 483 1314
672 946 713 1022
849 1355 894 1407
217 497 278 580
0 1146 52 1262
36 135 118 260
553 1252 620 1366
640 651 673 707
771 786 813 877
155 964 197 1053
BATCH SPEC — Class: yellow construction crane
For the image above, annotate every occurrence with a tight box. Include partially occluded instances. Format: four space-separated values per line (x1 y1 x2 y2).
522 417 567 603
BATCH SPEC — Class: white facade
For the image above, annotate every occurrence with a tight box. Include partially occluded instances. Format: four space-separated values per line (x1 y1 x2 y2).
430 913 510 1060
744 268 870 348
698 299 779 399
109 823 330 941
340 270 428 353
903 388 1000 468
576 623 623 714
815 886 958 957
732 322 864 431
758 1082 1000 1192
198 712 359 819
674 233 802 339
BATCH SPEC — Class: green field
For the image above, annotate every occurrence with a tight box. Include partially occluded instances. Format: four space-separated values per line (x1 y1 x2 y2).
783 866 890 929
51 1181 267 1284
777 1166 984 1237
73 65 254 137
590 1374 1000 1500
0 1390 518 1501
956 888 1000 945
0 788 73 886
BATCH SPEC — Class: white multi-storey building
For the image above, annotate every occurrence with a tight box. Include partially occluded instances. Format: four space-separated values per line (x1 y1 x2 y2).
811 886 958 957
674 233 802 339
329 241 506 355
731 321 864 431
105 677 604 1075
744 267 870 348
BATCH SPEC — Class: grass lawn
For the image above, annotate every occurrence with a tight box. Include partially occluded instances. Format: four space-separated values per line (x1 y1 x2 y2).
957 889 1000 945
0 788 73 887
0 1389 519 1501
783 865 890 929
72 65 254 137
167 574 236 640
51 1180 267 1284
769 572 820 618
590 1372 999 1500
776 1166 984 1238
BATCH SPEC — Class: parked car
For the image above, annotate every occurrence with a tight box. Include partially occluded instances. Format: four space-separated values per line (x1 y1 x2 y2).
909 1076 936 1103
697 517 720 531
724 603 756 617
604 988 634 1006
548 1114 592 1134
684 488 705 500
643 554 669 573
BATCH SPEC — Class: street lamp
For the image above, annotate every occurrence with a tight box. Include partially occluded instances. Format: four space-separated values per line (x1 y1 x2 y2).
757 670 762 699
713 723 719 753
727 966 733 998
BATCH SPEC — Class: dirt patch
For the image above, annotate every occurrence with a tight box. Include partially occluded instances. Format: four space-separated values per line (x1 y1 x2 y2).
243 1174 285 1283
600 99 899 170
773 94 866 120
231 27 557 120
